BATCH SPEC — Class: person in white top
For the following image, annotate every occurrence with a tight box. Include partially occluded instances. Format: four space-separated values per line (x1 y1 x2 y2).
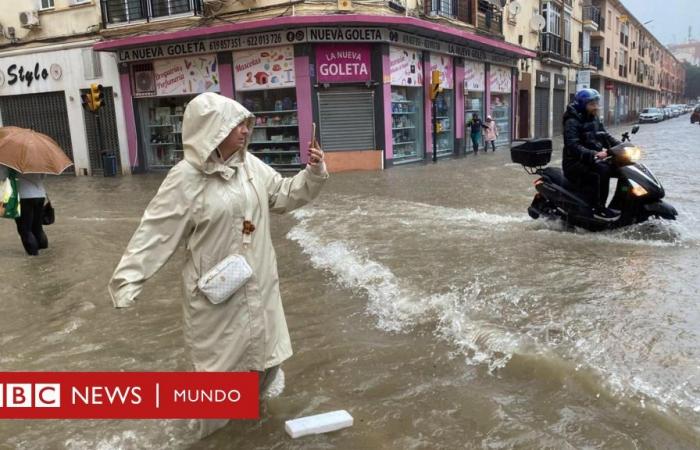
0 165 48 255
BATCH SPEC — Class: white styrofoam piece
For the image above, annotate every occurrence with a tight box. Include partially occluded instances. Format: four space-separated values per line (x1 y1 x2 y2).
285 410 354 438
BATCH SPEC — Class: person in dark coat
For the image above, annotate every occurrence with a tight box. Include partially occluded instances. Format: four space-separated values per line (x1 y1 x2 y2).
562 88 621 221
466 113 489 154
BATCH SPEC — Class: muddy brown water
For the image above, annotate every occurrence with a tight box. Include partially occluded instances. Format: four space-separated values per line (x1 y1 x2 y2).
1 117 699 449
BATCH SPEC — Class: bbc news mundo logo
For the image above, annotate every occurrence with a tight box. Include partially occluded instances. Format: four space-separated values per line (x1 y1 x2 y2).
0 384 61 408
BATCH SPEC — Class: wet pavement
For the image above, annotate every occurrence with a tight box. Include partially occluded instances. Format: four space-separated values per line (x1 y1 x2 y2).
1 115 699 449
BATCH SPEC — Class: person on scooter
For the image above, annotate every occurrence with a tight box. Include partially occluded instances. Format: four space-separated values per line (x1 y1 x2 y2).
562 88 621 221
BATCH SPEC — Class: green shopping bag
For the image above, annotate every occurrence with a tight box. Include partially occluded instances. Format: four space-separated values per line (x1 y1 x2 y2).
1 169 21 219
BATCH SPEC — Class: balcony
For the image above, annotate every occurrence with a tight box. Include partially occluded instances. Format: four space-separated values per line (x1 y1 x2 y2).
539 32 572 63
476 0 503 35
583 5 601 31
102 0 202 27
582 50 604 70
427 0 460 20
591 15 605 39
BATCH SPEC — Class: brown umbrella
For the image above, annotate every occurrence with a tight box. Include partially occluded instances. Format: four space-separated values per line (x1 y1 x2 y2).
0 126 73 174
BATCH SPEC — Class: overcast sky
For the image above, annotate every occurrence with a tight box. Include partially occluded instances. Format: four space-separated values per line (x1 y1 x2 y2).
620 0 700 45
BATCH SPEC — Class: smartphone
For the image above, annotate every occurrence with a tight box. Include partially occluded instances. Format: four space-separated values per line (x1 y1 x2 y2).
311 122 318 148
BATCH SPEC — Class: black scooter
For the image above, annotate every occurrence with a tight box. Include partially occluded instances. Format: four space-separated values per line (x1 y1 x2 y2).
511 126 677 231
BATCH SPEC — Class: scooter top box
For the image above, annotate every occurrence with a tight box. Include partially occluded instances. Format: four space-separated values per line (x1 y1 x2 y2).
511 139 553 167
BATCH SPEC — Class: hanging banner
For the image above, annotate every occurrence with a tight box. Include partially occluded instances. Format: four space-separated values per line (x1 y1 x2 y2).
153 55 220 96
489 65 512 93
233 45 296 91
389 46 423 87
464 60 485 92
315 43 372 83
430 53 453 89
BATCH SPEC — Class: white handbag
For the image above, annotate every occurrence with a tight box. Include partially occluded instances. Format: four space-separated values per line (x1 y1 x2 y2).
197 254 253 304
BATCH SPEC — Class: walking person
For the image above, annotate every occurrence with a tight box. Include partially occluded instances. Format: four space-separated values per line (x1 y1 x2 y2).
466 113 488 154
484 115 499 152
108 92 328 439
0 165 48 256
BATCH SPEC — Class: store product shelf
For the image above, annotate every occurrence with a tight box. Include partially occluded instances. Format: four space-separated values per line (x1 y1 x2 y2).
250 110 297 115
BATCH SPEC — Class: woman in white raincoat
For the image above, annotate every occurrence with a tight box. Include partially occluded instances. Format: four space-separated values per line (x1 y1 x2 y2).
108 92 328 437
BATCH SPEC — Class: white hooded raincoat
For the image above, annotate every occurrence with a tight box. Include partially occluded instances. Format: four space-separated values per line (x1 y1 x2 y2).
109 93 328 374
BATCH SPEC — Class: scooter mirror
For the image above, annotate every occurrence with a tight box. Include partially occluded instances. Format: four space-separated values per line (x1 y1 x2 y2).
632 125 640 134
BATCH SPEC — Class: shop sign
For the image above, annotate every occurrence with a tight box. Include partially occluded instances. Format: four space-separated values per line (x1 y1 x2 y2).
118 30 306 63
576 70 591 86
554 74 567 90
315 43 371 83
233 45 296 91
605 81 614 90
464 60 485 92
153 55 220 96
3 62 50 88
489 65 512 93
430 53 453 89
535 70 551 88
116 27 518 68
307 27 385 42
389 46 423 87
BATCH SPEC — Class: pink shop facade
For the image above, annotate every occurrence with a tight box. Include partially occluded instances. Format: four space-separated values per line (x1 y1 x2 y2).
94 15 535 173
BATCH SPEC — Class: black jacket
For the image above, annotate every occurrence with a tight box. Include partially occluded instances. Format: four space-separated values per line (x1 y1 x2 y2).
562 104 620 172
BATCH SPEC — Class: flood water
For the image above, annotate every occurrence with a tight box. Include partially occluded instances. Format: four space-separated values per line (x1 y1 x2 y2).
1 116 699 449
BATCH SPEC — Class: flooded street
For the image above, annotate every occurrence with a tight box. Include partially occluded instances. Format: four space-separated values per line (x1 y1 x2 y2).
1 116 699 449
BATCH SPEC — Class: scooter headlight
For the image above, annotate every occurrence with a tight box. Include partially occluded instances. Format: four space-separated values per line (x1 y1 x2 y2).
623 146 642 163
629 179 648 197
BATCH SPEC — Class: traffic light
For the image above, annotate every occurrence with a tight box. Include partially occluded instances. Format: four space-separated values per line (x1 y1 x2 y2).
89 83 104 112
430 70 442 100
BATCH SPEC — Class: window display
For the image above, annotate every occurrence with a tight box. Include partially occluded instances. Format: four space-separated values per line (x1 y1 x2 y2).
434 90 454 155
390 46 425 163
391 87 424 162
237 88 301 171
464 60 486 138
137 96 192 169
489 65 512 147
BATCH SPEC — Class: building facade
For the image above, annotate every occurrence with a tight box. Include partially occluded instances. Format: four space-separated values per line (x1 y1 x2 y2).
669 40 700 67
504 0 584 139
582 0 684 125
93 0 536 173
0 0 130 175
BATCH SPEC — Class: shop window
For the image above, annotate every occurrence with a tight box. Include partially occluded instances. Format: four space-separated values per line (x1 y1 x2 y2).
391 87 424 163
238 88 301 171
136 96 190 169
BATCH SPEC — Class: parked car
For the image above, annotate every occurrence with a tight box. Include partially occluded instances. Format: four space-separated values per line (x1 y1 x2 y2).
691 105 700 124
663 108 672 120
671 106 681 117
638 107 665 123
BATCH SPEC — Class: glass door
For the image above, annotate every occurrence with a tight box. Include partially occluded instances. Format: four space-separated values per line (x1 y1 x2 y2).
391 86 424 162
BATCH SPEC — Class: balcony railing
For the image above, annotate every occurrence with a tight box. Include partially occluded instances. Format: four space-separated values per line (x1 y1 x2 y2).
540 33 572 61
102 0 202 26
583 5 601 29
476 0 503 35
582 50 604 70
427 0 461 20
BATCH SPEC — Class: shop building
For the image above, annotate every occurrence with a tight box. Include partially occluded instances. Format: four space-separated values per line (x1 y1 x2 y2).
95 16 534 172
0 1 129 175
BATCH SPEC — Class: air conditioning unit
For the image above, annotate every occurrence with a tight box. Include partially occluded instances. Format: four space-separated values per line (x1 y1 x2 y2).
19 10 40 29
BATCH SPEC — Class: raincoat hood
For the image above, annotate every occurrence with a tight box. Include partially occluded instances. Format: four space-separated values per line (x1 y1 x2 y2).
182 92 255 175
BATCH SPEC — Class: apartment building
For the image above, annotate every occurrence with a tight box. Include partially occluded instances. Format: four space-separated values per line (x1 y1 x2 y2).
0 0 130 175
93 0 537 172
585 0 684 125
504 0 584 139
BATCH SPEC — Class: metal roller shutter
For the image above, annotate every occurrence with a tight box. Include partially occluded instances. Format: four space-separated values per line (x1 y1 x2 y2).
0 92 75 173
534 87 550 138
552 89 566 136
81 86 122 175
318 88 375 151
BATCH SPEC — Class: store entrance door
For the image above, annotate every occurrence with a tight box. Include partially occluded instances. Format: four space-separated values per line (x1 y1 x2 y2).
534 87 550 138
518 89 530 139
552 88 566 136
0 92 75 174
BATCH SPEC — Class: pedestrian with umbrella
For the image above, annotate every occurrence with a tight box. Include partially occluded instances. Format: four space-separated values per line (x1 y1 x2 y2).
0 126 73 255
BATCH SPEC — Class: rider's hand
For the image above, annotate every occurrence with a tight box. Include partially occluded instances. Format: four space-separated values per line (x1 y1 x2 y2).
595 150 608 160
